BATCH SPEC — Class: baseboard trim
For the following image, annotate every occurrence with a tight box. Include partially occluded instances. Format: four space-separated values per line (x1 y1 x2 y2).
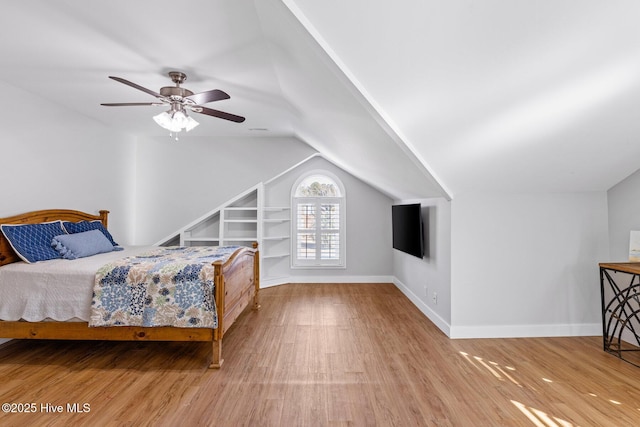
392 278 451 337
449 323 602 339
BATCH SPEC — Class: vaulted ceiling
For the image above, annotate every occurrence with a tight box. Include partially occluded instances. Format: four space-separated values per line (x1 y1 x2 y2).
3 0 640 200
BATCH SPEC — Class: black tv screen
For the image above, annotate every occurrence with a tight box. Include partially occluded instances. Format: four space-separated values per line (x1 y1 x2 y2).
392 203 424 258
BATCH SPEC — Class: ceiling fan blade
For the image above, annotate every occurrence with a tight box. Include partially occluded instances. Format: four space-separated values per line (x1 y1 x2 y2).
194 106 245 123
108 76 162 98
101 102 163 106
186 89 230 105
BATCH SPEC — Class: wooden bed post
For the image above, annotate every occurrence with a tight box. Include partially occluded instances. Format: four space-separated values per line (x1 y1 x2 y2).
211 260 225 368
253 242 261 311
98 210 110 228
210 339 223 369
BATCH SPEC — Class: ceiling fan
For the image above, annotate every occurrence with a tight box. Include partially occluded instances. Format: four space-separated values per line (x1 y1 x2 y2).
101 71 245 134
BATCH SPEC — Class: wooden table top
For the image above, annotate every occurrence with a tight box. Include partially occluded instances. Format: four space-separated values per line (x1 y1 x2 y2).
599 262 640 275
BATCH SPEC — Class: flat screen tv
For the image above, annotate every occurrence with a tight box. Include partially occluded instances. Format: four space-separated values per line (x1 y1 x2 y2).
392 203 424 258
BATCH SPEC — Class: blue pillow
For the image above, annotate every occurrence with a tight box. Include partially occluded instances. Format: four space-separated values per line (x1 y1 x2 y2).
1 221 66 263
51 229 116 260
62 220 119 247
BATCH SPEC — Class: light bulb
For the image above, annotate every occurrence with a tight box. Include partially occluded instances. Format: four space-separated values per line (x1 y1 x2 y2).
153 109 198 133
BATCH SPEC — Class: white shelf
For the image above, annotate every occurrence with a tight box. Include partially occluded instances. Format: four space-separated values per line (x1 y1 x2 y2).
262 205 291 263
263 207 290 212
263 253 290 259
225 207 258 211
183 237 220 242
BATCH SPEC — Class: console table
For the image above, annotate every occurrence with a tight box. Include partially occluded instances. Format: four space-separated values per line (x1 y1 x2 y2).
599 263 640 366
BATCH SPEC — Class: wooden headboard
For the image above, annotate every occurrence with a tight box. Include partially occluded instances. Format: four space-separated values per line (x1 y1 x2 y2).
0 209 109 267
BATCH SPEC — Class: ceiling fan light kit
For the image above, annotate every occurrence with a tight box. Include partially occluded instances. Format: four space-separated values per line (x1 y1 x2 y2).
101 71 245 139
153 103 199 134
153 111 199 133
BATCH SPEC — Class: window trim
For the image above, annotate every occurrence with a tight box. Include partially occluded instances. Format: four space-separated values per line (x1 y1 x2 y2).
291 170 346 269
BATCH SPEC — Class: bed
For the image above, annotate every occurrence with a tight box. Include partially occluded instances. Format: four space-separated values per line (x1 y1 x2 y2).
0 208 260 368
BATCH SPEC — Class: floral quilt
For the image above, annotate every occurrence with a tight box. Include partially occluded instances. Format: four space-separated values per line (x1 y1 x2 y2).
89 246 242 328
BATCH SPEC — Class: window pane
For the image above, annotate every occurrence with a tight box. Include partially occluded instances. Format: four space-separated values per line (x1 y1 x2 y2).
320 233 339 259
321 203 339 230
297 233 316 259
295 175 341 197
296 203 315 230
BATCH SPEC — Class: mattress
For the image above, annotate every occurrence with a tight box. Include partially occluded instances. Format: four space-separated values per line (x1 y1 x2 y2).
0 246 152 322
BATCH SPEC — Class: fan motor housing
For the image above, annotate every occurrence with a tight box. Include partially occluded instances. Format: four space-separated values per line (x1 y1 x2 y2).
160 86 194 98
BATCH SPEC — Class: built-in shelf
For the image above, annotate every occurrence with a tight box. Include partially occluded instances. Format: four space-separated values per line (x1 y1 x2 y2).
263 235 290 240
263 253 291 260
155 186 294 285
183 237 220 242
261 205 291 271
156 186 259 249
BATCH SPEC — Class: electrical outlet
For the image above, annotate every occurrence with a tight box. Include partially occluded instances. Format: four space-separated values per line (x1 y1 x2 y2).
424 286 428 297
432 292 438 305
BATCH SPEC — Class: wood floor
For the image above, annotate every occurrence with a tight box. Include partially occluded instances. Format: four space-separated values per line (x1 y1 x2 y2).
1 283 640 426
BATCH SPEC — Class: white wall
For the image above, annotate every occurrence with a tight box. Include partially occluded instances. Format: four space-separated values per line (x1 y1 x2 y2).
607 168 640 261
263 155 394 284
450 192 608 338
0 82 135 345
133 135 316 244
392 197 452 335
0 81 136 244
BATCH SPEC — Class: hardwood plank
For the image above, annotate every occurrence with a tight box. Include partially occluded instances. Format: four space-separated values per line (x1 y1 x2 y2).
1 283 640 425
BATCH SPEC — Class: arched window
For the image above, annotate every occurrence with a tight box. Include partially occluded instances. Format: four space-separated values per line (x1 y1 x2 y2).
292 171 345 268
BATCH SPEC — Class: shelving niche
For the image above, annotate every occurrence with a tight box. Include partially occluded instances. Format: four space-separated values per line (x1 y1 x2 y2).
156 183 293 285
158 187 259 249
262 207 291 259
259 204 290 285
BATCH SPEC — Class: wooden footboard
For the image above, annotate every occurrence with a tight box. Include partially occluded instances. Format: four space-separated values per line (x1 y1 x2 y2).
211 242 260 368
0 209 260 369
